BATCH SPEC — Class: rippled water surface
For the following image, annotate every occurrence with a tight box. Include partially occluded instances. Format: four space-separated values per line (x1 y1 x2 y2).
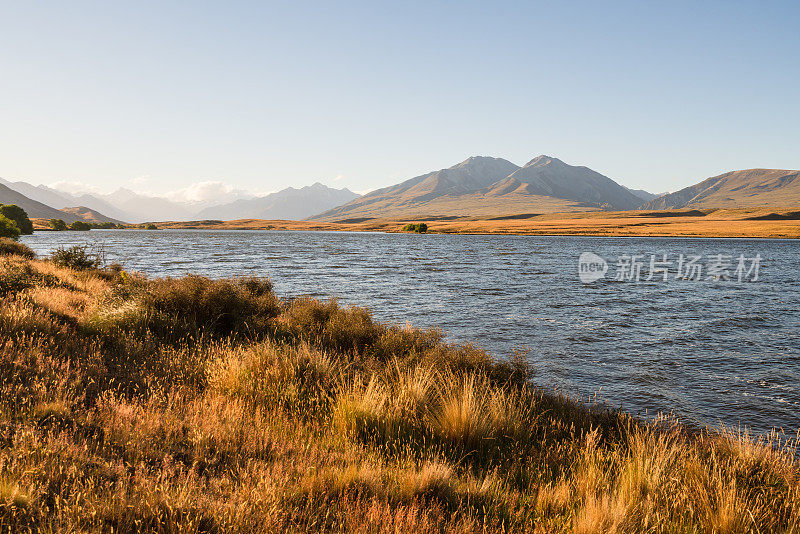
21 230 800 435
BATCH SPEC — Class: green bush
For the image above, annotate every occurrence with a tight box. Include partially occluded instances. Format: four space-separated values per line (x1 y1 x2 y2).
49 219 68 231
69 221 91 231
51 245 100 270
0 205 33 235
144 223 158 230
402 223 428 233
0 215 20 240
90 221 120 229
0 238 35 259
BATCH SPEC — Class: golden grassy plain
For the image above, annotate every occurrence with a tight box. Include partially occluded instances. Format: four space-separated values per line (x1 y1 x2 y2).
33 207 800 238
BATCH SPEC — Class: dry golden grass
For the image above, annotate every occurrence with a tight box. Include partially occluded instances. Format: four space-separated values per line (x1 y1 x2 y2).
0 248 798 532
31 206 800 238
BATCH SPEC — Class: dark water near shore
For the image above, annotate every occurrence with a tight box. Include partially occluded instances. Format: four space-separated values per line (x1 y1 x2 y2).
21 230 800 436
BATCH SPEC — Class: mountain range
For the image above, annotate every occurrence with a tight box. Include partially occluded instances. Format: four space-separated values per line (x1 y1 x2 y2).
4 159 800 226
0 178 357 224
0 178 133 222
196 183 358 220
310 155 646 221
0 182 92 223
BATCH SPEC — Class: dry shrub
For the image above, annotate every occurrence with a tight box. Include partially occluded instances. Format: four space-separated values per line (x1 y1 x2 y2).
144 275 280 339
284 297 385 355
0 261 65 297
376 324 443 360
51 245 100 270
0 238 34 259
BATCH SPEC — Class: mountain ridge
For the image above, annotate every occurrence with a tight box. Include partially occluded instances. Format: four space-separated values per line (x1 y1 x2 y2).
309 155 643 221
641 168 800 210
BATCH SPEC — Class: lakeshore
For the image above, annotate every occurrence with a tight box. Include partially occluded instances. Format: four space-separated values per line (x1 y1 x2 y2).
32 207 800 239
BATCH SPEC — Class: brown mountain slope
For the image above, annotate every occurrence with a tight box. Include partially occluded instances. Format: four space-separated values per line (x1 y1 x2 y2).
642 168 800 209
310 155 640 221
60 206 125 224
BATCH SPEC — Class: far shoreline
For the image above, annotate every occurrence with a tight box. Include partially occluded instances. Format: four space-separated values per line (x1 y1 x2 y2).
32 206 800 239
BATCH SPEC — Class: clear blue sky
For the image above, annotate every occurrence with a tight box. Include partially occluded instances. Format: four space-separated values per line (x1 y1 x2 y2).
1 1 798 196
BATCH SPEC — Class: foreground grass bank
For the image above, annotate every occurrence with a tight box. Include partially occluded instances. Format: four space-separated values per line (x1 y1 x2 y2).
1 240 798 532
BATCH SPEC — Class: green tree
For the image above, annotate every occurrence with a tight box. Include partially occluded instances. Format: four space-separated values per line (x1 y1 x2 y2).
92 222 119 229
402 223 428 233
0 204 33 235
0 214 21 240
69 220 92 231
49 219 68 231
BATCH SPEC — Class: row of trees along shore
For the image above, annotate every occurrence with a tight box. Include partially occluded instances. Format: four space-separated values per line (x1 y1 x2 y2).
0 204 161 240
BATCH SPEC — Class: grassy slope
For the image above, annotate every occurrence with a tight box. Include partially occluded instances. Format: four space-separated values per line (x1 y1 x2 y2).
642 169 800 210
1 240 798 532
307 192 595 220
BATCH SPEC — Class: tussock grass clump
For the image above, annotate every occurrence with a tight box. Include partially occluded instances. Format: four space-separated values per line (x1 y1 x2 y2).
0 479 37 532
209 342 338 417
431 373 492 448
0 256 798 532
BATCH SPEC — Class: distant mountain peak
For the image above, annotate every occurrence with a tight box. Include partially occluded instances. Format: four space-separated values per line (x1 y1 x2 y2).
454 155 513 169
524 155 563 167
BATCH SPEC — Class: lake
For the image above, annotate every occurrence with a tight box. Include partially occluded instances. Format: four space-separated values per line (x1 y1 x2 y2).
20 230 800 436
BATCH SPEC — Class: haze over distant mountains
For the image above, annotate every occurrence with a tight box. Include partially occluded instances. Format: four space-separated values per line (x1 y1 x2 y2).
0 178 356 223
0 178 143 222
0 182 89 223
197 183 358 221
310 155 645 221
